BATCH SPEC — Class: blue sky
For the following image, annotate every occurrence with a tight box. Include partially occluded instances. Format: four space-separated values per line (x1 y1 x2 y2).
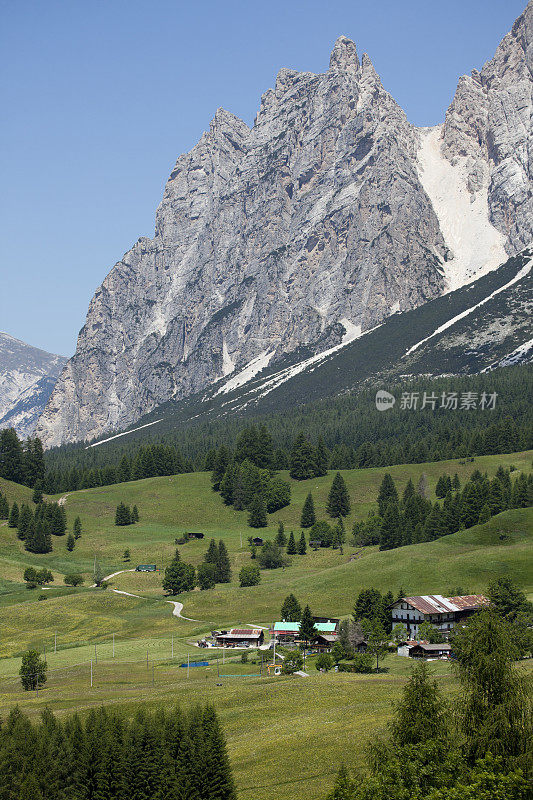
0 0 526 356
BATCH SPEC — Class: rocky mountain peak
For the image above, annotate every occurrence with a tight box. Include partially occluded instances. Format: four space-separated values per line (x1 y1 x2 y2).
329 35 359 73
36 4 533 448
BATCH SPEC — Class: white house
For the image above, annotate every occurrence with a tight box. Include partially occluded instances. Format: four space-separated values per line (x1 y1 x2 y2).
390 595 489 638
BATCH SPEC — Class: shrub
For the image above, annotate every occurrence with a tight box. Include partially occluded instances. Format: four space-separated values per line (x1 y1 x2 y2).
64 573 84 586
239 564 261 587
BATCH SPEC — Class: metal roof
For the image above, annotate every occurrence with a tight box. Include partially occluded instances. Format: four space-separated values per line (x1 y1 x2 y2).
273 621 337 633
216 628 263 638
398 594 488 615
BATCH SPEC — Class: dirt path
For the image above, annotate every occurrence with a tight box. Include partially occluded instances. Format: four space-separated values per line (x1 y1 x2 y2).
166 600 200 622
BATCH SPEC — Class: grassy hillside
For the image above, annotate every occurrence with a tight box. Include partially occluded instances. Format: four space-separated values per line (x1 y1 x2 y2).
0 450 531 659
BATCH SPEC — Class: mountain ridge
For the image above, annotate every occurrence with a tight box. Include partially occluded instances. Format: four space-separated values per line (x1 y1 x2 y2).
36 2 533 447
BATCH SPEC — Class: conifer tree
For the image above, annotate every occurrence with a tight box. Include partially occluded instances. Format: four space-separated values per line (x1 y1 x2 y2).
216 540 232 583
32 484 43 504
299 605 318 647
275 520 287 547
377 473 399 516
452 473 461 491
25 518 52 554
423 502 448 540
286 530 297 554
66 533 75 551
315 436 329 477
8 501 19 528
73 516 82 539
289 433 318 480
211 445 231 491
300 492 316 528
298 531 307 554
327 472 351 518
379 502 402 550
205 538 219 566
131 504 139 522
281 593 301 621
248 495 267 528
17 504 33 540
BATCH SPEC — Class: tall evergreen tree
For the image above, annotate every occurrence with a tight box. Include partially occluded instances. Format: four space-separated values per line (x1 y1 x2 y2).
281 593 301 621
377 473 399 516
315 436 329 477
289 434 318 480
327 473 351 518
286 530 297 554
275 521 287 547
300 492 316 528
297 531 307 555
248 495 267 528
299 605 318 646
8 501 19 528
216 540 232 583
73 516 82 539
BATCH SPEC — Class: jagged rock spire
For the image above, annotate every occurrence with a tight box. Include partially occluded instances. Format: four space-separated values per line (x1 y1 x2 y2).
329 36 359 72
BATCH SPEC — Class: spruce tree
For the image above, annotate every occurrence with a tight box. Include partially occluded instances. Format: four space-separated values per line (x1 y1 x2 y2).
216 540 232 583
73 516 82 539
299 605 317 646
297 531 307 554
327 473 351 518
66 533 75 551
275 520 287 547
300 492 316 528
219 462 236 505
281 593 301 621
248 495 267 528
286 530 297 554
379 502 402 550
17 505 33 540
289 433 318 480
8 501 19 528
32 484 43 504
131 505 139 522
378 473 399 516
205 539 219 566
315 436 329 476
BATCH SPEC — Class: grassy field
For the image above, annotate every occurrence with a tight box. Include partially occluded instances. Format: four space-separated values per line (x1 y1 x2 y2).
0 451 531 657
0 650 463 800
0 451 532 798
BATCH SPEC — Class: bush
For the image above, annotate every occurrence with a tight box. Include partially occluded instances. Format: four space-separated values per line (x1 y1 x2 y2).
257 540 286 569
282 651 303 674
239 564 261 587
64 573 84 586
197 562 217 590
315 653 333 671
353 652 373 673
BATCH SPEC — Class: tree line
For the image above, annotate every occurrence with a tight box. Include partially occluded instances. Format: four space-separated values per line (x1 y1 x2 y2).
353 465 533 551
37 365 533 490
162 539 232 595
4 493 80 554
0 704 235 800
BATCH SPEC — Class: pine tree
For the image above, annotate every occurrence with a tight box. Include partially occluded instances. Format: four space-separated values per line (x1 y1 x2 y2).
379 502 402 550
66 533 75 551
17 505 33 540
286 530 297 554
281 593 301 621
327 473 351 518
205 539 219 566
378 473 399 516
423 502 448 540
220 462 236 505
289 433 318 480
315 436 329 477
8 501 19 528
32 484 43 504
73 516 82 539
162 561 196 595
115 502 131 526
275 521 287 547
478 503 491 524
131 505 139 523
25 519 52 554
0 428 24 483
298 531 307 554
216 540 232 583
300 492 316 528
452 473 461 491
248 495 267 528
299 605 317 646
211 446 231 491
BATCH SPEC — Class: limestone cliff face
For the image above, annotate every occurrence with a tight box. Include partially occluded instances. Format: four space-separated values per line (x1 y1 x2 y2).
37 6 533 447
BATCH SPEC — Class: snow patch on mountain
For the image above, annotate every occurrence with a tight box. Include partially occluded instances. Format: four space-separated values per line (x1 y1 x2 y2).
417 126 507 291
217 350 275 395
404 257 533 358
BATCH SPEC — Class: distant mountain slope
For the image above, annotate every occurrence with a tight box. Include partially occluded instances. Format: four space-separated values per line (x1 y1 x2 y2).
37 2 533 448
82 249 532 448
0 333 67 438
